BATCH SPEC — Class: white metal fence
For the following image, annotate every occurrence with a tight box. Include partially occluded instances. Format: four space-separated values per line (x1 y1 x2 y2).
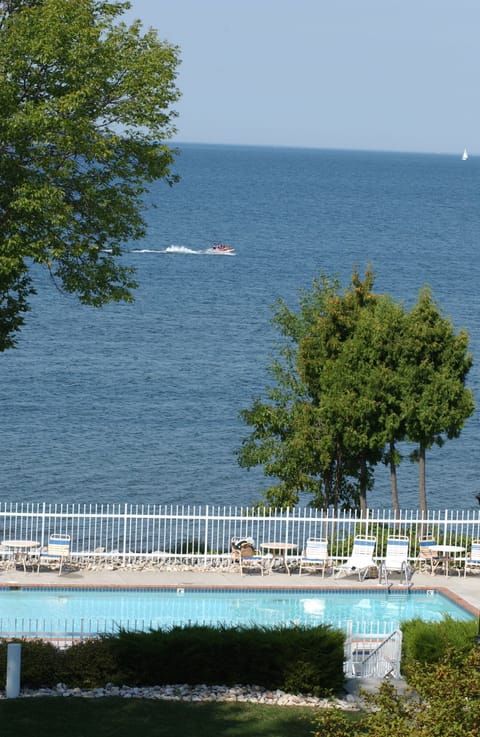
1 502 479 567
0 615 403 648
345 627 403 678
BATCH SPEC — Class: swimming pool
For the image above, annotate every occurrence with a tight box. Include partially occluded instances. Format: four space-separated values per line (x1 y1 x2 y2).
0 586 475 640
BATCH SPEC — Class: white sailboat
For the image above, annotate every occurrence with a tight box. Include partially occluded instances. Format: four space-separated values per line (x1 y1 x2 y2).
462 147 469 161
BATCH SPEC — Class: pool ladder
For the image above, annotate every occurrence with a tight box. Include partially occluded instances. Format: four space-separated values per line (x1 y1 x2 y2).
378 562 412 589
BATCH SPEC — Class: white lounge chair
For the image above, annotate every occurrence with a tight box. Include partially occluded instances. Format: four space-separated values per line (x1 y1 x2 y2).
464 540 480 577
334 536 377 581
298 538 330 577
37 534 71 575
378 536 411 585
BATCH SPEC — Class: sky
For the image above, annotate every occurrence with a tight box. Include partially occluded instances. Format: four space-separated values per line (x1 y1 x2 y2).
124 0 479 154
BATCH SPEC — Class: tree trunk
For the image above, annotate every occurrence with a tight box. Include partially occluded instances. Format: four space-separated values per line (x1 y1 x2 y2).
334 446 342 513
323 473 332 509
359 456 367 517
389 439 400 518
418 443 427 515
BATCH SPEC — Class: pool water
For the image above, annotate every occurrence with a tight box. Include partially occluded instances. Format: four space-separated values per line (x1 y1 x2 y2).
0 587 474 638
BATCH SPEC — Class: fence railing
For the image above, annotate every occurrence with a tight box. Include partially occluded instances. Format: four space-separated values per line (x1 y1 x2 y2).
1 503 479 566
345 627 403 678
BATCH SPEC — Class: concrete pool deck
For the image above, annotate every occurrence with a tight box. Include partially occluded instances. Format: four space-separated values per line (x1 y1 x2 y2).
2 565 479 617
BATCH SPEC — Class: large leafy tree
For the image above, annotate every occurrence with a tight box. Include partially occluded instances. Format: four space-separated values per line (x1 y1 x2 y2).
0 0 180 350
298 269 384 514
238 274 341 508
239 270 474 513
238 269 388 511
336 296 408 515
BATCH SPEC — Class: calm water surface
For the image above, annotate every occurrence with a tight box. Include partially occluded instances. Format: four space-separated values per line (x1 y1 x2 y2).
0 588 473 635
1 144 479 511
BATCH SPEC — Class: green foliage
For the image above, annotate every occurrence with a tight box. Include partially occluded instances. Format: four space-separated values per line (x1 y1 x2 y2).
0 625 345 696
105 624 345 696
238 269 382 510
400 616 478 670
402 288 474 513
313 647 480 737
56 638 121 688
238 268 474 512
0 0 180 350
313 706 357 737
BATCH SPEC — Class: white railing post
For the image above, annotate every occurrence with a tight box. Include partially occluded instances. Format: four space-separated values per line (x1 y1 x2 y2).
122 503 128 565
6 643 21 698
204 505 209 567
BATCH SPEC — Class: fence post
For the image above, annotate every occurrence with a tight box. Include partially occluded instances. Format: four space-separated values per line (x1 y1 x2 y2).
122 503 128 566
6 643 21 698
204 505 209 567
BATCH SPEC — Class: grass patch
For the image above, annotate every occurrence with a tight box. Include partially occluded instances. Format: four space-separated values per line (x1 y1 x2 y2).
0 697 360 737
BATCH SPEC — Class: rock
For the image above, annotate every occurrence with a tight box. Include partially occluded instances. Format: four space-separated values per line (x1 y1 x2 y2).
0 681 365 708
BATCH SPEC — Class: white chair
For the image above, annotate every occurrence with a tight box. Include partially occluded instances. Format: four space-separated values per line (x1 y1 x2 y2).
298 538 330 577
334 536 377 581
37 534 71 575
464 540 480 577
378 536 411 585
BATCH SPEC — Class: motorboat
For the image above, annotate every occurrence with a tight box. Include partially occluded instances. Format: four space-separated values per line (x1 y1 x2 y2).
211 242 235 254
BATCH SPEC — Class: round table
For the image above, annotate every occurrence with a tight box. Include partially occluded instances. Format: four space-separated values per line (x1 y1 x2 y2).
430 545 465 576
260 542 297 575
1 540 40 572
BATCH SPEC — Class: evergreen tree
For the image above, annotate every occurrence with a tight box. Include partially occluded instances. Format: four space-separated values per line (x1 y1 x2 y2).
401 288 474 514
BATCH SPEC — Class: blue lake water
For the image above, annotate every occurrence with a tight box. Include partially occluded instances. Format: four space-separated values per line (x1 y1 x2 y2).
1 144 479 511
0 588 473 636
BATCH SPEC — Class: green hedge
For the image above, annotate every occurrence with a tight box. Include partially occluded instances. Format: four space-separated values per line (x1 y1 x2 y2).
400 616 478 673
0 624 345 697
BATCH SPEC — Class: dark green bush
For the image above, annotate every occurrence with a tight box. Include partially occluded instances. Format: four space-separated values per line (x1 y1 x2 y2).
0 624 345 696
401 616 478 673
104 624 345 695
56 638 121 688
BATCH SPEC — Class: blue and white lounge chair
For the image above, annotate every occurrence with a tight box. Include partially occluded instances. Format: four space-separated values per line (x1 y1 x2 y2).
378 536 411 584
334 536 377 581
464 540 480 577
298 538 330 577
37 534 71 575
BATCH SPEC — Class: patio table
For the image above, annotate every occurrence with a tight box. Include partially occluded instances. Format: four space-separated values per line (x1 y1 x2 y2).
1 539 40 572
260 542 297 575
430 545 465 577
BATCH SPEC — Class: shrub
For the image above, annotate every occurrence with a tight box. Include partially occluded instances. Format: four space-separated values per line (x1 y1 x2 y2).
105 624 345 695
56 638 121 688
312 648 480 737
0 624 345 696
401 616 477 672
